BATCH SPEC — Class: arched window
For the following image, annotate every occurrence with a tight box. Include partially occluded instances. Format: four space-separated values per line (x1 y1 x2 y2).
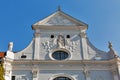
53 76 71 80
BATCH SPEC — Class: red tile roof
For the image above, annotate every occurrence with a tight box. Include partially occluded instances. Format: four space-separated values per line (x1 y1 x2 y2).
0 52 5 58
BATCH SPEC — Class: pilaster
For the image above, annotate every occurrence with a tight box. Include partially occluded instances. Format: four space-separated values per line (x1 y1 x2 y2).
117 58 120 79
33 33 40 60
111 69 119 80
32 69 39 80
83 66 91 80
118 66 120 79
79 31 88 60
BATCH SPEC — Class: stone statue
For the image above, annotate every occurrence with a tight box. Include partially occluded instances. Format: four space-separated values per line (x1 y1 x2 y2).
57 35 65 48
108 41 118 58
8 42 13 51
108 41 112 49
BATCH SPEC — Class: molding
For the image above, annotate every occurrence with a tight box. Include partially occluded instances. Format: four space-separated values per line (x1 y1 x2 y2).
5 58 120 64
4 57 120 71
32 25 87 31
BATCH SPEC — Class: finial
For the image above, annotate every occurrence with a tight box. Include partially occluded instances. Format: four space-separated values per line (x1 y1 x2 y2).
57 6 61 11
108 41 112 49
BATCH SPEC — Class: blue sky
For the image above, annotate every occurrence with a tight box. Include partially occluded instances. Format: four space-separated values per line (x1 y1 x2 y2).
0 0 120 55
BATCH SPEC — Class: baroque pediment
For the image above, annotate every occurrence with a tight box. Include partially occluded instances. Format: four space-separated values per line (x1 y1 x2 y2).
33 11 87 26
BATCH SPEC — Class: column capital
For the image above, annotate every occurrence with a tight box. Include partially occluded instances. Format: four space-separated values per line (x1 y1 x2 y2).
79 32 87 38
111 70 117 75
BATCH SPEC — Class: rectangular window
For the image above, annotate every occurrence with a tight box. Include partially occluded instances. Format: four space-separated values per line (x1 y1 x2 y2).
11 76 15 80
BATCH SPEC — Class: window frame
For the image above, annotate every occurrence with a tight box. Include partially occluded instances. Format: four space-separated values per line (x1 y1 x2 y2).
49 49 71 61
52 51 69 60
49 74 74 80
53 76 71 80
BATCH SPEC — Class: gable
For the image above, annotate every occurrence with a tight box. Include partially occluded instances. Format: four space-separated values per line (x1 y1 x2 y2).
33 11 87 26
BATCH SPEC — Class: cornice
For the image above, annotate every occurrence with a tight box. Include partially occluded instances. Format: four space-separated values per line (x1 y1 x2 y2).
5 57 120 66
32 25 87 31
5 59 120 71
6 59 118 65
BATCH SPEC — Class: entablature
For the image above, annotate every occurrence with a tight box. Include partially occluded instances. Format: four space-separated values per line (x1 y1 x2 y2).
8 59 119 65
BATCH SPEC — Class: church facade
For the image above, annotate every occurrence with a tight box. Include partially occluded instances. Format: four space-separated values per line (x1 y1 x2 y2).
4 9 120 80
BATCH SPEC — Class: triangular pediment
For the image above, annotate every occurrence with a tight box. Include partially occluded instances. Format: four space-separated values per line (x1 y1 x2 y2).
33 11 87 26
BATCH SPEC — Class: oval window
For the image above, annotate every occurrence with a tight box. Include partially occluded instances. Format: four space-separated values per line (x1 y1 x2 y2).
53 76 71 80
52 51 69 60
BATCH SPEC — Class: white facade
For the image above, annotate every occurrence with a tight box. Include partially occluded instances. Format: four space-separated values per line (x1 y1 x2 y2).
4 9 120 80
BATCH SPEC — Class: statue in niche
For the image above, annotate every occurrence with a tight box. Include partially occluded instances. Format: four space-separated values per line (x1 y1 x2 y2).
57 35 65 48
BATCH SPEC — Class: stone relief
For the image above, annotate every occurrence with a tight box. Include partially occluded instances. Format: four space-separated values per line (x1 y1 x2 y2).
46 15 76 25
41 34 79 53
